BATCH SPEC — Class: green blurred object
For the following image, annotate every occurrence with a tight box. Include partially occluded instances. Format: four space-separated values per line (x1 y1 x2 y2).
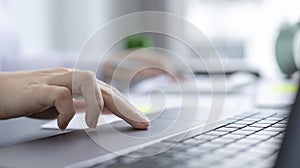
275 22 300 76
124 34 153 50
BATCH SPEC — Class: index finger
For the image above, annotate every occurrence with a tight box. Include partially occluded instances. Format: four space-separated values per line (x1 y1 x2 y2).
98 80 150 129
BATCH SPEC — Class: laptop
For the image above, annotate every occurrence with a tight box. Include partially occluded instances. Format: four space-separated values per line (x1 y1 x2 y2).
0 79 298 168
77 80 300 168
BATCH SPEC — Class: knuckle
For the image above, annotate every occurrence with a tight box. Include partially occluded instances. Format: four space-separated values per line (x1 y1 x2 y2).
57 67 70 72
32 84 52 93
55 88 71 100
81 71 96 81
111 86 120 94
46 86 57 93
98 100 104 110
102 86 118 97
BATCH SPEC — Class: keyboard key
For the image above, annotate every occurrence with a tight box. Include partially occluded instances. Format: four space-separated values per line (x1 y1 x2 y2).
232 130 255 136
254 155 278 168
229 122 250 127
249 123 272 128
225 123 247 128
254 143 279 152
204 130 229 137
133 144 176 156
171 153 192 161
221 134 246 140
240 126 263 132
184 159 207 168
188 156 222 167
193 134 218 142
264 137 282 145
197 143 221 150
241 118 262 123
210 137 236 145
184 147 211 156
223 144 248 153
257 141 280 150
254 131 279 137
215 127 238 132
245 147 274 158
254 113 277 118
228 142 253 150
234 120 256 125
273 132 285 140
234 153 260 162
236 138 261 145
271 123 287 128
239 150 270 159
264 117 283 121
256 120 278 124
278 120 288 124
263 127 285 132
209 149 235 158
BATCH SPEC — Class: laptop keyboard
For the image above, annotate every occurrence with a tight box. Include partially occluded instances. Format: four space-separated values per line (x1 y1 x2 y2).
94 112 288 168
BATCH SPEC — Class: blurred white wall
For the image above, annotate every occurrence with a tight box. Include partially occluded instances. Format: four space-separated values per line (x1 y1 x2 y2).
9 0 51 54
9 0 180 54
10 0 109 55
185 0 300 77
6 0 300 77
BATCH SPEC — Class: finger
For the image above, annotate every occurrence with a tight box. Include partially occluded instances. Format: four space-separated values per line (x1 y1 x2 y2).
102 107 113 114
28 107 59 119
47 71 103 128
75 71 103 128
73 100 112 114
73 99 86 112
33 85 76 130
33 67 71 74
98 81 149 129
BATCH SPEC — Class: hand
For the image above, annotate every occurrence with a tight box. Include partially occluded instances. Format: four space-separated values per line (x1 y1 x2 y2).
0 68 149 130
101 50 177 86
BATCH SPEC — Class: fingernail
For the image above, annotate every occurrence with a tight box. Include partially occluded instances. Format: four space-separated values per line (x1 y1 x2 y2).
138 114 150 129
58 120 67 131
135 120 150 129
88 120 97 128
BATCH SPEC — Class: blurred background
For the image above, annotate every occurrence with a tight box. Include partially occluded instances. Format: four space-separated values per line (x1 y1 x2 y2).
1 0 300 78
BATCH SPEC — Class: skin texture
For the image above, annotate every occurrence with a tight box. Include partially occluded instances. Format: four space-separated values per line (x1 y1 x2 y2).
0 68 149 130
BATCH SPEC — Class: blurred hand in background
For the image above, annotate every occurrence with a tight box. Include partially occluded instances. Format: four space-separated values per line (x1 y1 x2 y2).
100 49 179 89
